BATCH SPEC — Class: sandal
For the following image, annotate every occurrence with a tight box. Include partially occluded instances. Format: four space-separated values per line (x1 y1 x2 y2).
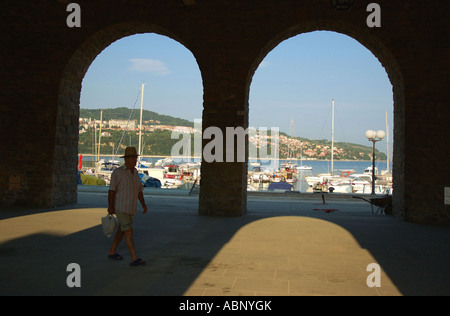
129 258 146 266
108 253 124 260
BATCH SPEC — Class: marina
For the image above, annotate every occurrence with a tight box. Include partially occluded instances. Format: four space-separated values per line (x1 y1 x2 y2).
78 90 392 195
246 159 392 194
78 154 393 195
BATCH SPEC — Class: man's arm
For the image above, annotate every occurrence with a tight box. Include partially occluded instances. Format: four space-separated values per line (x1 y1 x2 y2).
108 190 115 215
138 191 148 214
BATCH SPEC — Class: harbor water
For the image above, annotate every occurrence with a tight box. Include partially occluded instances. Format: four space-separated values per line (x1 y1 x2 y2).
80 155 391 174
80 154 392 193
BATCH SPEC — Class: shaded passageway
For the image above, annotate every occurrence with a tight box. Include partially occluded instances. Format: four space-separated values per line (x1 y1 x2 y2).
2 1 449 224
1 190 448 296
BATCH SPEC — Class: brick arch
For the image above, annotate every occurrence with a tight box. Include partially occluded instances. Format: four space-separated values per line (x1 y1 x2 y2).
245 23 405 219
54 22 203 206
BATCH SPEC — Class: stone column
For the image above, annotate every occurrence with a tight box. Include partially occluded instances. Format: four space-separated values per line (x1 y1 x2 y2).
198 73 249 217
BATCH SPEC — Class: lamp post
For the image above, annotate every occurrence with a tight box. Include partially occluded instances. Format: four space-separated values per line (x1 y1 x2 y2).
365 130 385 195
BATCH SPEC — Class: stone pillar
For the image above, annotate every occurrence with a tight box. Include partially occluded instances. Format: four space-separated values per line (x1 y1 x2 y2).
198 72 249 217
52 78 80 207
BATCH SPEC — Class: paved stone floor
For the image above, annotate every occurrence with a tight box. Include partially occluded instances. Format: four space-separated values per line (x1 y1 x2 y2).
0 188 449 296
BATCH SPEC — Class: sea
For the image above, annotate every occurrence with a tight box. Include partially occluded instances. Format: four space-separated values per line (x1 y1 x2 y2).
81 155 391 176
80 155 392 192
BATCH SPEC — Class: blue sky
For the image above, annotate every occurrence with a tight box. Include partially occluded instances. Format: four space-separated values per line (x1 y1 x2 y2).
80 31 393 155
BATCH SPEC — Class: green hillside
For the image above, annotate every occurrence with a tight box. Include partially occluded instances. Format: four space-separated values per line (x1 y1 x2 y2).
80 107 194 127
79 107 386 160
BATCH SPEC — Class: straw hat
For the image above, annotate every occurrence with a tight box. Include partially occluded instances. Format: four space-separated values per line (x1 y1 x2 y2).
121 147 139 158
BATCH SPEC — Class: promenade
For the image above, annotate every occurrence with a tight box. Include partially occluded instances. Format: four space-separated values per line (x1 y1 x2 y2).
1 186 449 296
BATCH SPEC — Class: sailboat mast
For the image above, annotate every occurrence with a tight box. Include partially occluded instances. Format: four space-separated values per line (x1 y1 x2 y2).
290 117 293 165
386 110 390 173
331 99 335 175
98 110 103 164
138 83 144 157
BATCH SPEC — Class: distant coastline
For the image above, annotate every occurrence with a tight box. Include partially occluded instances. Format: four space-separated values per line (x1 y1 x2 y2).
79 107 388 161
78 153 384 163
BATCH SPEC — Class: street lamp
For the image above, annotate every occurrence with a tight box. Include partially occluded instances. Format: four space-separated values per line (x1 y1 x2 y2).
365 130 385 195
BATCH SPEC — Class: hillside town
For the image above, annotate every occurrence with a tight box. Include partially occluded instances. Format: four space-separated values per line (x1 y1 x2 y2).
79 117 196 135
79 116 382 161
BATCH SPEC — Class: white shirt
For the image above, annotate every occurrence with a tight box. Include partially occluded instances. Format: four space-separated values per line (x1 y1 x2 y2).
109 165 143 215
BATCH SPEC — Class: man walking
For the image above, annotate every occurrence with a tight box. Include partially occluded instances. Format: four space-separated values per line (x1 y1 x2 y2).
107 147 148 266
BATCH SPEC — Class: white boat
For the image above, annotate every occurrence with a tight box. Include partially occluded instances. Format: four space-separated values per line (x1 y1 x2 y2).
327 181 353 193
162 164 185 187
154 157 174 166
94 159 120 184
137 163 185 188
137 159 152 168
250 172 271 183
278 163 298 183
97 159 120 170
305 173 340 186
364 165 378 175
178 162 201 184
280 162 297 172
328 174 384 194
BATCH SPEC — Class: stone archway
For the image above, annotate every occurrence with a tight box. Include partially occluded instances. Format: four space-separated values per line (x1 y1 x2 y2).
3 1 448 224
245 22 405 219
55 22 203 206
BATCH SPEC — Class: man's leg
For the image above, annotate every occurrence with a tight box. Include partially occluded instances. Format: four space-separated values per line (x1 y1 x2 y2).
108 227 124 257
124 228 138 262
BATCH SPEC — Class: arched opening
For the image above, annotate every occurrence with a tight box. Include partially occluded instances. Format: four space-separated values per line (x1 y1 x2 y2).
55 23 204 206
247 26 404 218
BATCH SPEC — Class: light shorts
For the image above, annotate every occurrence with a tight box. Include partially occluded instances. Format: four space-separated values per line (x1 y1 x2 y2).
115 212 134 232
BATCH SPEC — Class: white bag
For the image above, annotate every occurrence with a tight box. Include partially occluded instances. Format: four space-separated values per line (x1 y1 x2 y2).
101 214 117 237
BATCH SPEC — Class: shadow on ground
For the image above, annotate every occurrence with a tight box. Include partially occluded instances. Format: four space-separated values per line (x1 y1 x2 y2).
0 193 449 296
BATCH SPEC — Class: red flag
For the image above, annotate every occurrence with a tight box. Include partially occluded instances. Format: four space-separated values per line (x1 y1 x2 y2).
78 154 83 170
